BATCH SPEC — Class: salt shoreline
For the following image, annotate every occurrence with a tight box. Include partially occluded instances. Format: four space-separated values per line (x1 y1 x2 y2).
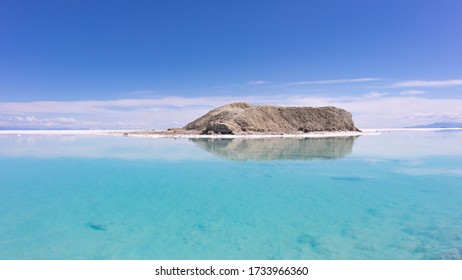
0 128 461 138
111 130 371 139
0 129 369 138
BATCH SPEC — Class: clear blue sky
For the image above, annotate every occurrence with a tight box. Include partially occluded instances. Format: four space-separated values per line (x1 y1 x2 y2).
1 0 461 129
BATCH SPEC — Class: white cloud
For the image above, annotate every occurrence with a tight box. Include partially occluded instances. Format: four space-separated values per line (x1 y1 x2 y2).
1 95 462 129
52 117 78 124
282 95 462 128
0 116 81 129
288 77 381 86
400 90 427 95
247 80 269 85
408 111 462 121
392 79 462 88
0 96 286 130
365 91 386 98
408 112 438 119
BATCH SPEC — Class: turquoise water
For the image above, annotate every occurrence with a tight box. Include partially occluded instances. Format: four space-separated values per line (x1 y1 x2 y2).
0 131 461 259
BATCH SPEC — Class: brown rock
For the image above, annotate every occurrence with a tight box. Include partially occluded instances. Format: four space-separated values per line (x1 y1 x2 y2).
183 103 360 134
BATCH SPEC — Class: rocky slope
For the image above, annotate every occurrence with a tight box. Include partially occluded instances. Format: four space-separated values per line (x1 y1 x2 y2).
183 102 360 134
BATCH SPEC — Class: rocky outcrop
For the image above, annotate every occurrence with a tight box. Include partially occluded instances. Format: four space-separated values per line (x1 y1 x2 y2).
183 102 360 134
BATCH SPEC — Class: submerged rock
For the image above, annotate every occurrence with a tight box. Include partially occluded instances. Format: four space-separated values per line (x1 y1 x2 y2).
297 234 319 248
86 223 107 231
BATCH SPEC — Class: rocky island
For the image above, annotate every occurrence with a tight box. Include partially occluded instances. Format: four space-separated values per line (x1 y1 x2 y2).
181 102 360 135
116 102 362 138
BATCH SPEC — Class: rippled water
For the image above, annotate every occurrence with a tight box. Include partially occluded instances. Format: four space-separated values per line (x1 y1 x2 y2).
0 131 461 259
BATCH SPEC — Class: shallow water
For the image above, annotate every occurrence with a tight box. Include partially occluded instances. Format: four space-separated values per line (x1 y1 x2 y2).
0 131 461 259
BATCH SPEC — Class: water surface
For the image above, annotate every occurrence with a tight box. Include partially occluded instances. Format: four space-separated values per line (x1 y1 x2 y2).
0 131 461 259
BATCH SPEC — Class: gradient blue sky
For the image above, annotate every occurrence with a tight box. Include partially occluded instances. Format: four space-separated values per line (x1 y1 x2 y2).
1 0 462 129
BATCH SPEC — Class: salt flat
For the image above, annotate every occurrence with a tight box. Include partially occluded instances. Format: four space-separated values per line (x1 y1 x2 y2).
1 128 461 138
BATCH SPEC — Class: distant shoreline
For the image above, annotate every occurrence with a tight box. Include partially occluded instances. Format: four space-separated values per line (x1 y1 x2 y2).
1 128 461 138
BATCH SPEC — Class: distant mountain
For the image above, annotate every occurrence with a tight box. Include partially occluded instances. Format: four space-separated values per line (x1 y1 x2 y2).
407 122 462 128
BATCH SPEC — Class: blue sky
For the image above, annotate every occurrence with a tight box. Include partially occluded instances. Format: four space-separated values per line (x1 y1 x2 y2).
1 0 462 129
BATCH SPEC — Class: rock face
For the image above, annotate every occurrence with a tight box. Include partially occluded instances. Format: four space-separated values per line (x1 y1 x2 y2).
183 102 360 134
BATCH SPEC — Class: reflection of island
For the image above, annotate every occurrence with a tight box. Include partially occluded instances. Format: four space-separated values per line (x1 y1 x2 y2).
191 137 358 161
